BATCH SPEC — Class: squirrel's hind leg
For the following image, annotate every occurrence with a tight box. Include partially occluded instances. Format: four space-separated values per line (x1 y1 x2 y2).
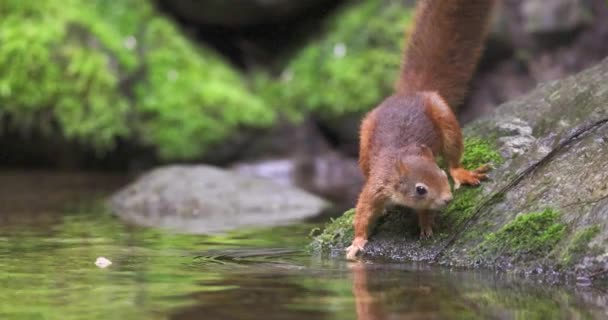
423 92 490 189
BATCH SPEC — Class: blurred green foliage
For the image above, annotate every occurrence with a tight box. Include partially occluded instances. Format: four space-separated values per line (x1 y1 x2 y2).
275 1 414 118
0 0 414 160
0 0 272 159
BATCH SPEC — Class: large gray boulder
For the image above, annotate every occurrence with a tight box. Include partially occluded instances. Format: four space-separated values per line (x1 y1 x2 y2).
312 58 608 281
109 165 328 233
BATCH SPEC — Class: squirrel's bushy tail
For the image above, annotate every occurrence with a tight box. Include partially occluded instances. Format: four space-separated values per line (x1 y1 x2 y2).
396 0 496 108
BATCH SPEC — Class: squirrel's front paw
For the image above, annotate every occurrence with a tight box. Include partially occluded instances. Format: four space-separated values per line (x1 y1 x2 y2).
345 237 368 260
450 164 491 189
420 226 433 239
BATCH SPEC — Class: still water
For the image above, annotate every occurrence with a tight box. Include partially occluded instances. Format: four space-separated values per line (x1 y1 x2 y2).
1 172 607 320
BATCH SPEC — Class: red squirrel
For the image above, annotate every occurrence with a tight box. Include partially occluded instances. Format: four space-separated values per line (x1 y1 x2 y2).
346 0 496 260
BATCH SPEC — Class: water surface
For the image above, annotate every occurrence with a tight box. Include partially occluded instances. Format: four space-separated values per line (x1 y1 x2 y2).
1 172 607 319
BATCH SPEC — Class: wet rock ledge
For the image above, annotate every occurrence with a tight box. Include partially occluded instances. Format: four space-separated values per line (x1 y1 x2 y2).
311 58 608 281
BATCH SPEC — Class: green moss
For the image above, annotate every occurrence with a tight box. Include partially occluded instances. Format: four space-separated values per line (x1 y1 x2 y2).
0 0 272 159
458 221 495 244
133 15 274 159
277 1 414 117
559 225 601 266
0 0 129 148
477 209 566 261
309 208 355 252
439 137 501 229
461 137 503 170
441 188 483 229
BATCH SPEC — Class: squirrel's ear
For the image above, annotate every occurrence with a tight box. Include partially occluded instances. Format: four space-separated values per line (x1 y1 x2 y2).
417 144 435 160
396 159 409 175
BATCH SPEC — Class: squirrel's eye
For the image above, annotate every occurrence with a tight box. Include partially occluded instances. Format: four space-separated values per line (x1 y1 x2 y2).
415 184 427 196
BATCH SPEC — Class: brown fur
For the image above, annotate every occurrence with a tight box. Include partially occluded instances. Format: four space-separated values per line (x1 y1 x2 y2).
396 0 496 108
358 109 377 178
346 0 496 260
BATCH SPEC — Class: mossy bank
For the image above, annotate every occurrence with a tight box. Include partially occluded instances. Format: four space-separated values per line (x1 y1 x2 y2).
1 0 416 161
1 0 277 160
311 59 608 281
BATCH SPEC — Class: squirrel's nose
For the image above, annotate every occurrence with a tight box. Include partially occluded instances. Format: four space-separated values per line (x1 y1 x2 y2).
442 195 453 205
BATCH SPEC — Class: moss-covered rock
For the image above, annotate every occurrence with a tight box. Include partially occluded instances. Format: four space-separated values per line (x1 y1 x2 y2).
308 208 355 252
476 208 566 262
559 225 601 267
460 137 504 170
440 137 504 229
311 58 608 280
0 0 273 160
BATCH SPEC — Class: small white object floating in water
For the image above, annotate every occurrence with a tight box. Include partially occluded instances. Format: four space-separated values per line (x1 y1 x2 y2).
95 257 112 268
